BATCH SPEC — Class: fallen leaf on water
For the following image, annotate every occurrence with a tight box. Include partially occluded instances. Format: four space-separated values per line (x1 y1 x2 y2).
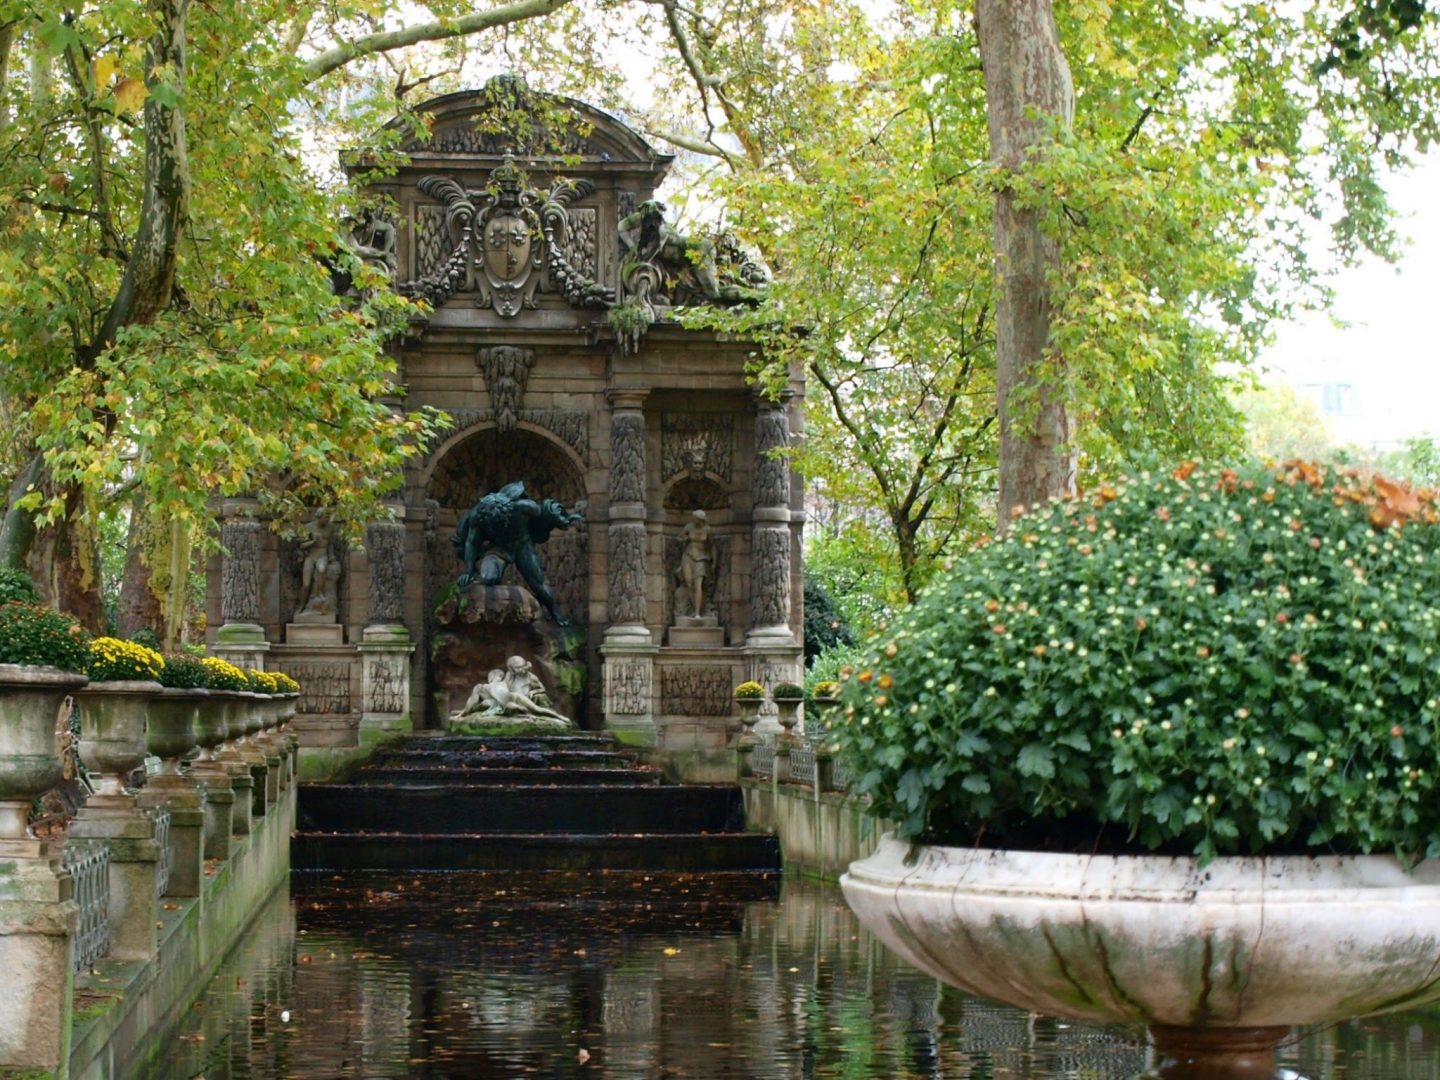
577 1048 591 1064
662 947 679 957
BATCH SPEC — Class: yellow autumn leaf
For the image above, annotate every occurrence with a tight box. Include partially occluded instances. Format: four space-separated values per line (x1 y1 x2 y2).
94 54 119 90
114 77 148 116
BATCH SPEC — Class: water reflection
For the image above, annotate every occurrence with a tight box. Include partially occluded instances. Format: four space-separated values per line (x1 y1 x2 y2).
147 873 1440 1079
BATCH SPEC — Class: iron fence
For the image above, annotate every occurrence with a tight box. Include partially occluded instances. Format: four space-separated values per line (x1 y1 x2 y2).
65 840 110 972
148 807 171 898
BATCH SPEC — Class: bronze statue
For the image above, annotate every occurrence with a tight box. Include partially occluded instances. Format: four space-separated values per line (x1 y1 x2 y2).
451 481 583 625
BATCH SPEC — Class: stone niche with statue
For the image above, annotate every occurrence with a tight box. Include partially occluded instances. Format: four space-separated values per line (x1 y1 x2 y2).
204 76 805 762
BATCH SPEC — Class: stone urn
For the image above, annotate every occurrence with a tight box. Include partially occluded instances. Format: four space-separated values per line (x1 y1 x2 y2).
75 680 162 797
145 687 204 775
842 834 1440 1079
773 697 803 744
734 695 764 747
0 664 88 838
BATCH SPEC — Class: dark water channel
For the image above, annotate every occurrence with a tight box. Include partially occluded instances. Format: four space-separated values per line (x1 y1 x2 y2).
148 872 1440 1079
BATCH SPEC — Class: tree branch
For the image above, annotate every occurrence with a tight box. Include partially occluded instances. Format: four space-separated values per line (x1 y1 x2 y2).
645 125 743 165
302 0 576 83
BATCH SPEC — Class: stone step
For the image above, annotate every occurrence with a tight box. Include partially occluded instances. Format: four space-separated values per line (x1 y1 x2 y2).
299 783 745 835
351 766 663 787
292 831 782 874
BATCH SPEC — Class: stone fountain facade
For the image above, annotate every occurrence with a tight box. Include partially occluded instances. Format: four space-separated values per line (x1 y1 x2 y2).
205 79 805 761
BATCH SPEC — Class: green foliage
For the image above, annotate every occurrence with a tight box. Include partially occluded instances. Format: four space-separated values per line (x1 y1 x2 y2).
1384 436 1440 486
772 681 804 700
87 635 164 682
805 642 867 697
158 652 208 690
835 458 1440 864
130 628 162 651
803 571 854 667
0 568 40 606
0 602 92 671
1234 382 1337 463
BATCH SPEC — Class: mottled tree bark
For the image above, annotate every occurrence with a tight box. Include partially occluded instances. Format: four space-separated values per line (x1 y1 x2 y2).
116 498 165 640
976 0 1076 524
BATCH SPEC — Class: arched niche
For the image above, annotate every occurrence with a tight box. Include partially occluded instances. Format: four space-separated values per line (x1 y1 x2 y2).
423 425 589 628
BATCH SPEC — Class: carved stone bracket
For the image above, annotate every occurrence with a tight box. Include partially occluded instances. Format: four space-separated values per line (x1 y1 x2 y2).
476 346 535 431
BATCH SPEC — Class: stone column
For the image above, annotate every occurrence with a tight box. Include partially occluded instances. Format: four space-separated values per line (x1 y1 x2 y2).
601 389 658 744
0 837 76 1071
215 508 271 669
745 396 803 732
69 797 160 962
137 779 205 898
359 515 414 736
747 396 798 648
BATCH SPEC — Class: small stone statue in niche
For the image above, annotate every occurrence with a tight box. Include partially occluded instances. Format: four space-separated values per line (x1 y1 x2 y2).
295 516 342 622
450 656 570 727
451 481 585 625
679 510 716 620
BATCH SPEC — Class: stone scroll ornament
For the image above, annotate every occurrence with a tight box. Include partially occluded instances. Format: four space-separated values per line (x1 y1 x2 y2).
401 158 613 315
451 481 584 626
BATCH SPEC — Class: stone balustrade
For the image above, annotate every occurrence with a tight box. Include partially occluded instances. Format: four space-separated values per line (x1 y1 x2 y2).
0 688 300 1077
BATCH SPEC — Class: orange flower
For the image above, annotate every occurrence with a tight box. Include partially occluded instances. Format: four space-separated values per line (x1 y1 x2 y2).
858 670 874 684
1156 506 1172 522
1172 460 1197 481
877 673 894 690
992 623 1007 635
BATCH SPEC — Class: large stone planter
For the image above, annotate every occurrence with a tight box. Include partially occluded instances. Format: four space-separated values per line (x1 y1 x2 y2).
842 833 1440 1078
0 664 88 838
75 679 161 797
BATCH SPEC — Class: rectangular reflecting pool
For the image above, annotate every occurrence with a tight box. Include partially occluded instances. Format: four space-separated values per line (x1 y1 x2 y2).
144 871 1440 1078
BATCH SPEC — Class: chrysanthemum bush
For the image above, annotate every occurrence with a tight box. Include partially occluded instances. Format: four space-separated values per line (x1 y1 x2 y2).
0 601 90 671
88 636 164 682
835 459 1440 863
200 656 250 691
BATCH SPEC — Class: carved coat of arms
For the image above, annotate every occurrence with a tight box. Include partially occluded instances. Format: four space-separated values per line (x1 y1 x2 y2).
406 156 611 317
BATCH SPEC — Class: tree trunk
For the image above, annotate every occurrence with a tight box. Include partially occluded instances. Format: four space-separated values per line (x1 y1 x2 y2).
976 0 1076 525
29 489 106 631
116 497 165 640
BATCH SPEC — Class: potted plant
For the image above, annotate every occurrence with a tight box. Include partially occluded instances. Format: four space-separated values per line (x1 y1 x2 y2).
835 459 1440 1077
75 636 165 797
771 681 806 742
147 652 209 776
0 599 90 838
733 680 766 746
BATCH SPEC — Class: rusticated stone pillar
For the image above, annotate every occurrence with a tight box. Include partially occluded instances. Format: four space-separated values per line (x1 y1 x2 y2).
745 395 802 734
747 397 797 647
360 516 414 734
215 508 270 668
601 389 657 744
605 390 651 641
